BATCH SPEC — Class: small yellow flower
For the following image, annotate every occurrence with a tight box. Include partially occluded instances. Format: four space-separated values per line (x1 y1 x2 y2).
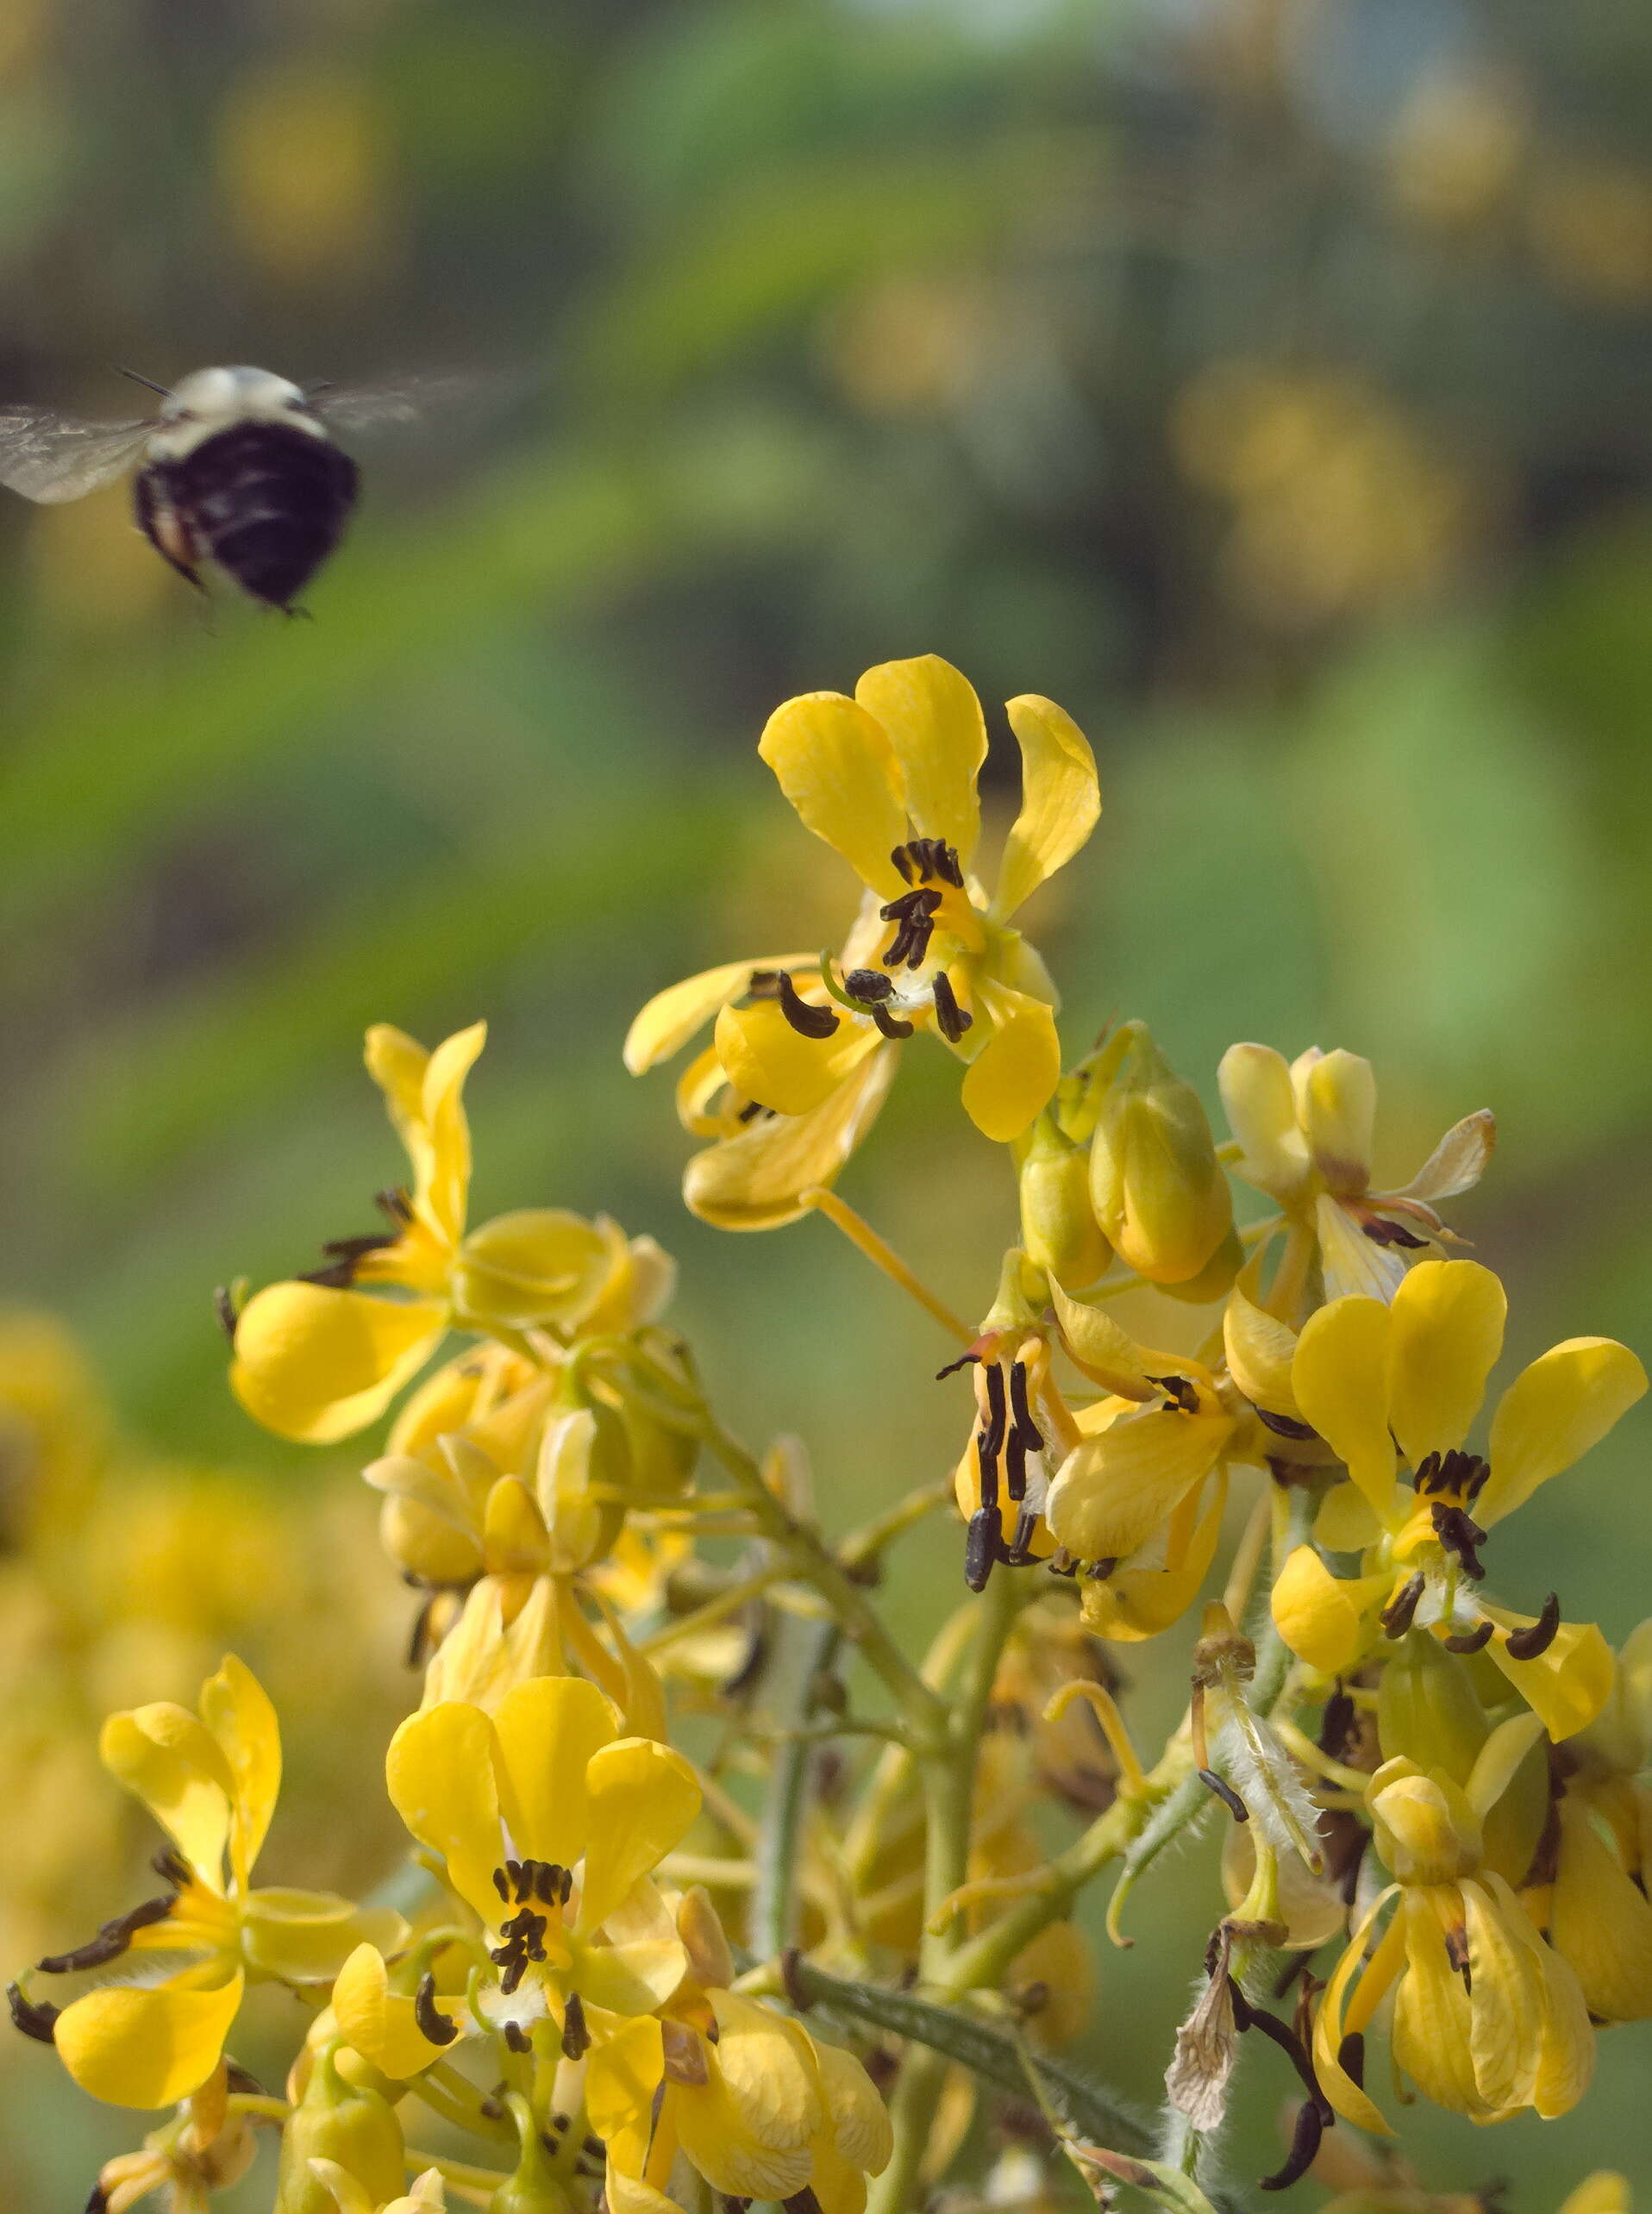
587 1888 892 2211
385 1676 698 2061
82 2067 257 2214
1219 1043 1493 1304
626 655 1099 1228
27 1657 404 2108
1269 1259 1645 1736
1314 1755 1593 2130
230 1024 670 1442
308 2163 446 2214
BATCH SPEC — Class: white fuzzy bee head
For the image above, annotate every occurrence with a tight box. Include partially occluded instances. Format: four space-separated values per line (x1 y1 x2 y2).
147 366 327 460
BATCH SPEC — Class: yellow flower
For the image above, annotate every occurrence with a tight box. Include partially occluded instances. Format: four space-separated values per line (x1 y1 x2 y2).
587 1889 892 2211
1536 1619 1652 2020
385 1677 698 2061
230 1023 670 1442
1314 1755 1593 2130
308 2164 446 2214
625 655 1099 1228
1270 1260 1645 1736
27 1657 405 2108
1218 1044 1494 1304
81 2068 258 2214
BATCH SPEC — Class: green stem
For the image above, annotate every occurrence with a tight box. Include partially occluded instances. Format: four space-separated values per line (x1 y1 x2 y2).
753 1616 842 1961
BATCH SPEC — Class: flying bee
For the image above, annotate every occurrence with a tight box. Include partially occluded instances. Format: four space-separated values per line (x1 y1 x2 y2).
0 365 479 612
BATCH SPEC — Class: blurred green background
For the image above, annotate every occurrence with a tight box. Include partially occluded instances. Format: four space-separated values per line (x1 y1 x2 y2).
3 0 1652 2202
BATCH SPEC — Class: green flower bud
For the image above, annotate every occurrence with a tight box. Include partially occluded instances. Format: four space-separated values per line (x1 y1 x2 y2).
275 2045 404 2214
452 1209 614 1334
1377 1630 1486 1784
1086 1023 1233 1285
1017 1110 1111 1290
491 2094 577 2214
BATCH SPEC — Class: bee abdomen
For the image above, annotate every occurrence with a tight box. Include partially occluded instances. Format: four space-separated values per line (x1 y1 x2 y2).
163 422 358 611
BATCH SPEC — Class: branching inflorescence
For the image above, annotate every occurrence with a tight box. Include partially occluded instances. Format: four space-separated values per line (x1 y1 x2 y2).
14 656 1649 2214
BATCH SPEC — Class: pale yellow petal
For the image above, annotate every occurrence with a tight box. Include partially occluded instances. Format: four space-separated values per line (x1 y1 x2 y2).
812 2036 893 2175
623 958 818 1074
1300 1050 1377 1194
1481 1610 1615 1740
1223 1286 1301 1419
330 1943 447 2080
240 1888 408 1983
1217 1043 1311 1198
1392 1108 1496 1204
100 1705 232 1887
1045 1400 1229 1563
1080 1468 1227 1641
707 1990 822 2152
230 1282 447 1444
54 1974 244 2109
1480 1338 1649 1526
758 692 907 896
959 988 1061 1141
1549 1796 1652 2022
1311 1891 1401 2135
385 1702 503 1918
854 654 984 866
199 1654 280 1892
1461 1876 1542 2115
577 1739 702 1931
585 2011 664 2154
714 998 878 1119
1292 1296 1396 1514
1270 1547 1388 1675
1316 1192 1410 1304
682 1041 897 1230
1392 1892 1487 2118
1048 1279 1157 1400
491 1675 617 1870
992 695 1099 919
1386 1260 1506 1467
417 1022 486 1247
1313 1480 1381 1551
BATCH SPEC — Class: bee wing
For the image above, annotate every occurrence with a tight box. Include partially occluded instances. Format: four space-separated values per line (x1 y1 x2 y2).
308 369 523 437
0 408 152 503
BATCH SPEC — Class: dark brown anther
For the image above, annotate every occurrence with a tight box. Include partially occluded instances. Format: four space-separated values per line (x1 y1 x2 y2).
85 2188 110 2214
1382 1571 1426 1638
870 1004 914 1040
1506 1592 1562 1660
1317 1688 1355 1757
779 1947 815 2013
736 1099 767 1123
976 1362 1007 1507
1255 1406 1316 1442
1260 2098 1325 2192
889 845 914 885
491 1866 510 1904
550 2112 572 2134
152 1848 191 1890
503 2020 531 2054
560 1990 591 2061
930 971 972 1042
1361 1215 1428 1248
783 2193 825 2214
1445 1926 1472 1991
964 1508 998 1592
376 1185 413 1225
39 1895 174 1976
723 2200 754 2213
1007 1360 1045 1461
534 1861 561 1905
1446 1619 1496 1654
1150 1373 1199 1415
1003 1507 1038 1565
936 1347 980 1379
1085 1556 1118 1579
843 967 893 1003
415 1973 460 2046
1198 1769 1249 1823
1337 2030 1366 2087
213 1285 240 1345
504 1858 523 1898
8 1983 59 2044
300 1229 396 1290
406 1594 440 1672
1046 1549 1078 1579
878 885 942 969
1431 1503 1487 1581
225 2061 267 2097
775 971 840 1041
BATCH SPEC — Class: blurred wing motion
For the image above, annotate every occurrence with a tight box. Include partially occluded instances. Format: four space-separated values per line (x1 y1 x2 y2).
310 369 524 436
0 407 152 503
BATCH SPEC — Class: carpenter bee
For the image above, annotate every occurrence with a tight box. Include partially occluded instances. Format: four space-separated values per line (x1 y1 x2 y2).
0 365 475 612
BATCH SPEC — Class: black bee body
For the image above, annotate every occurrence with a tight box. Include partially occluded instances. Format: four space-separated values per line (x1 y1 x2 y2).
135 418 359 613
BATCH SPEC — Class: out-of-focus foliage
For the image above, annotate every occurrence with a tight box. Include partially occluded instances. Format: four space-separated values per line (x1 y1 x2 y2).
3 0 1652 2199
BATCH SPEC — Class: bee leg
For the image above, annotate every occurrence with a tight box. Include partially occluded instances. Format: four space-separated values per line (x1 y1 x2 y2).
133 469 206 595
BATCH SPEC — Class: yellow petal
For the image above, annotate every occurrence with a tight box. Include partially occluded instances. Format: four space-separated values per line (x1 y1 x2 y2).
1316 1192 1410 1304
100 1704 233 1887
229 1282 447 1445
673 2074 814 2202
240 1888 407 1983
1393 1108 1496 1204
1549 1796 1652 2022
1045 1400 1229 1564
993 695 1099 920
585 2012 664 2166
573 1934 688 2016
1223 1286 1301 1420
307 2159 376 2214
1313 1480 1381 1551
1386 1260 1506 1467
577 1739 702 1931
811 2036 893 2175
707 1990 822 2153
54 1973 244 2108
1080 1468 1228 1641
1481 1609 1615 1740
1292 1296 1395 1515
682 1041 897 1230
331 1943 446 2080
1392 1891 1491 2118
1312 1891 1401 2135
623 957 819 1074
199 1654 281 1892
416 1023 486 1247
1270 1547 1389 1675
492 1675 617 1871
1480 1867 1597 2117
757 692 907 896
1480 1337 1649 1526
1461 1875 1543 2114
385 1702 503 1919
1217 1043 1311 1198
1299 1049 1377 1194
959 989 1061 1142
1048 1279 1156 1399
714 998 878 1119
854 655 984 867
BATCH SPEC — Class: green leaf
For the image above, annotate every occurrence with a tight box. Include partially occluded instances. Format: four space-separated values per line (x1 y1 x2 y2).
1077 2148 1223 2214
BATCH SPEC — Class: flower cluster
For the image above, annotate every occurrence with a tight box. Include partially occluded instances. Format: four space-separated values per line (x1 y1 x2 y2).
13 654 1648 2214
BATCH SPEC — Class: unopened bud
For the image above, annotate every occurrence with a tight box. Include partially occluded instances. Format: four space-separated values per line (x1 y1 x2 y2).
378 1492 484 1586
274 2045 404 2214
1376 1630 1486 1784
490 2094 576 2214
452 1209 614 1334
1087 1023 1233 1285
1017 1110 1111 1290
